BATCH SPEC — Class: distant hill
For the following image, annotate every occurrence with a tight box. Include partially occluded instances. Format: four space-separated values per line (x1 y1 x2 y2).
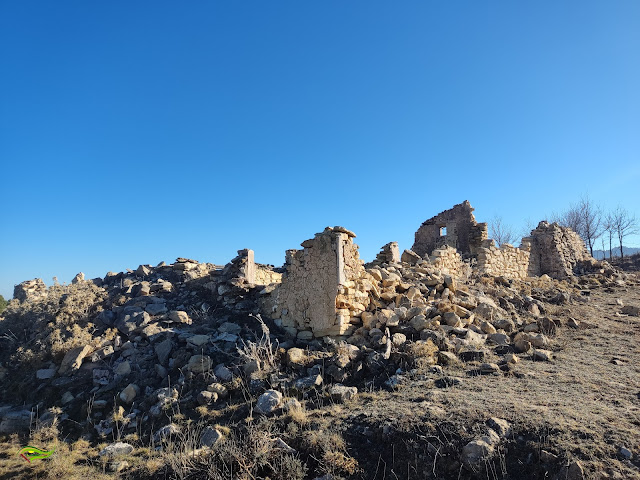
592 246 640 260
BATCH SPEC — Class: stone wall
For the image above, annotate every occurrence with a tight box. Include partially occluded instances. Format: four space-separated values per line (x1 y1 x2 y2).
429 246 465 278
264 227 375 338
255 265 283 286
412 201 488 258
525 221 591 279
209 249 258 312
13 279 47 302
476 241 531 279
412 203 594 281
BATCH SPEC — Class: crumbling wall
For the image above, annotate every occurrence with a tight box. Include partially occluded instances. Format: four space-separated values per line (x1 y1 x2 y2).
412 202 593 280
13 279 47 302
209 249 258 312
254 265 282 286
477 241 531 279
265 227 374 338
525 221 592 279
366 242 400 267
429 246 465 277
412 200 488 258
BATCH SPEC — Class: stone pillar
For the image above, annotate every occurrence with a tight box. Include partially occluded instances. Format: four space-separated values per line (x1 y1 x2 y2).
243 249 256 285
335 232 346 286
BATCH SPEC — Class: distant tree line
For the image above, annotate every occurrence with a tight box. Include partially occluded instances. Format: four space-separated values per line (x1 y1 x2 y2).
488 196 638 260
551 196 638 259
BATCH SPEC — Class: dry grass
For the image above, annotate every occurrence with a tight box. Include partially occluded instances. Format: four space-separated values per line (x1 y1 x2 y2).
301 428 359 477
236 313 280 373
0 434 113 480
285 403 310 426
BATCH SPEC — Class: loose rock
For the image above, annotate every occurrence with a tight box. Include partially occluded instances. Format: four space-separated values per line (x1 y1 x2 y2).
255 390 283 415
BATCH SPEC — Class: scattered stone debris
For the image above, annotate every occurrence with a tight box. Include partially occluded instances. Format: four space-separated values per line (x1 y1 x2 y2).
1 201 637 480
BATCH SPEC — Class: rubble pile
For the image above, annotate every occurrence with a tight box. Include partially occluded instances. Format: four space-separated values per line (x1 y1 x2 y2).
0 200 638 478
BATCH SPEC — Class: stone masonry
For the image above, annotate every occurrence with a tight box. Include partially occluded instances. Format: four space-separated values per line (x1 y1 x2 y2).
429 246 466 278
476 242 531 279
13 278 48 302
412 202 594 281
367 242 400 267
265 227 376 338
412 201 488 258
524 221 592 279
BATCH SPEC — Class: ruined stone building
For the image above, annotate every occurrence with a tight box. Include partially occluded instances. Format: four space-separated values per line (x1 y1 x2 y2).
205 201 596 341
409 201 593 281
411 200 488 258
11 203 595 344
522 221 591 279
211 202 593 339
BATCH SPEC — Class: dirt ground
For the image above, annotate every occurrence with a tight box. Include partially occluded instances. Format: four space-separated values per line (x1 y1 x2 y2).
1 280 638 480
312 282 640 479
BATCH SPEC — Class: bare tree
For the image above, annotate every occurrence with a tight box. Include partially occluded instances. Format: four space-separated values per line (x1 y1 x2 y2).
519 217 536 239
577 195 603 257
602 211 615 259
611 207 639 259
552 205 583 238
490 216 517 247
552 196 602 256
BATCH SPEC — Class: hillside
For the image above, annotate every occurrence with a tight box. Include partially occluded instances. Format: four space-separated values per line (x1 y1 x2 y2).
593 247 640 260
1 212 639 480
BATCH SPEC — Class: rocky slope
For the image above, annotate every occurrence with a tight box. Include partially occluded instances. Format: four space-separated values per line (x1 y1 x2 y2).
0 253 639 479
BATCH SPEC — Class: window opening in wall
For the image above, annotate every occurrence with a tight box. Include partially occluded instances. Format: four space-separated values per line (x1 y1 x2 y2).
440 226 447 236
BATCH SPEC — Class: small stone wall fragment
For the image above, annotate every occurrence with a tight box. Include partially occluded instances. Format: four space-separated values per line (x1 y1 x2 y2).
265 227 373 337
429 246 465 277
13 279 47 302
254 265 283 286
208 249 260 312
368 242 400 266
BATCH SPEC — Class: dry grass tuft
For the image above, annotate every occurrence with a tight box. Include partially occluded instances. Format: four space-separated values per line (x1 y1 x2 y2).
285 402 310 426
301 428 359 477
236 313 279 373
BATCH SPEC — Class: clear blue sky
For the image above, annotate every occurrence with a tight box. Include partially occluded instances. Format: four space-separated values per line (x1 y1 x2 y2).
1 1 639 299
